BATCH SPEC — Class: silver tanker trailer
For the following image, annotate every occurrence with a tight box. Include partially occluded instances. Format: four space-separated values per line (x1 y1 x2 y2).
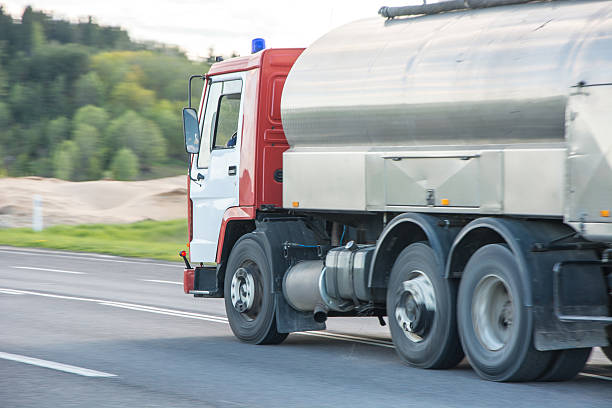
183 0 612 382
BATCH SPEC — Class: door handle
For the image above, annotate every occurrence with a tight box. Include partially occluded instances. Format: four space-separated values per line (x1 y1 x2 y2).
228 166 237 176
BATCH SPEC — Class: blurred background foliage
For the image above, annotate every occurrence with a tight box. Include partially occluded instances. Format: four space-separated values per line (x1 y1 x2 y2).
0 5 210 180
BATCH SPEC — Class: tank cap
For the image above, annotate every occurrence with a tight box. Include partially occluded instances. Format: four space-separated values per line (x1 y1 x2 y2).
344 240 358 251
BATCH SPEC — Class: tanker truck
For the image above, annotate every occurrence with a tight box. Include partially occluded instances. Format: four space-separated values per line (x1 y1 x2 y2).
180 0 612 382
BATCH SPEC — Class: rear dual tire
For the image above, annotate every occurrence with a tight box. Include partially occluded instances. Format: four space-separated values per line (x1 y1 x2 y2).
457 244 552 381
457 244 591 382
457 244 591 381
538 348 591 381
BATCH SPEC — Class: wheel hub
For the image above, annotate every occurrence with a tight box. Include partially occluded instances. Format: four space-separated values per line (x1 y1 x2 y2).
472 274 514 351
231 267 255 313
394 271 436 343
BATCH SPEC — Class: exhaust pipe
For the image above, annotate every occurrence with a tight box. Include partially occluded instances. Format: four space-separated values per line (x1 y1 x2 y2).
313 304 329 323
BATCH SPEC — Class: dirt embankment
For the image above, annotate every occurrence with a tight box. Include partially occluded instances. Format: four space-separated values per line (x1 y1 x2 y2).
0 176 186 228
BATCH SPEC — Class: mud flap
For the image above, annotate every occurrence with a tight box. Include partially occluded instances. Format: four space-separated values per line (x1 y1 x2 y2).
275 293 325 333
252 217 327 333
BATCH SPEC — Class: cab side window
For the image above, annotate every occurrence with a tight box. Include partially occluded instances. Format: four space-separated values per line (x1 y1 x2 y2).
213 93 241 149
197 79 242 168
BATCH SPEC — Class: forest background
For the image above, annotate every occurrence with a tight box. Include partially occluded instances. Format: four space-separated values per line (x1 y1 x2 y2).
0 5 212 181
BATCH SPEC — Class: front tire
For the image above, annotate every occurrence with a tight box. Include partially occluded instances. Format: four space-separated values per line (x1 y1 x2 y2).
387 243 464 369
224 235 288 345
457 244 552 381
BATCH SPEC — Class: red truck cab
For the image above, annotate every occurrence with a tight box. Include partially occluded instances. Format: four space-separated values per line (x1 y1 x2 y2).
183 48 303 295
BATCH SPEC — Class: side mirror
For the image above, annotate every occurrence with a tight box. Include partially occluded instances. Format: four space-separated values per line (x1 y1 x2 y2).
183 108 200 154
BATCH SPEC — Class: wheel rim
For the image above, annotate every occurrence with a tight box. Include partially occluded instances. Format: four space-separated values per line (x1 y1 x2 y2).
230 263 262 321
394 270 436 343
472 274 514 351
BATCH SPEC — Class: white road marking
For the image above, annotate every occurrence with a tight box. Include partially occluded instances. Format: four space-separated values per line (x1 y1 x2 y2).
100 302 228 324
0 289 25 295
3 287 610 382
0 351 116 377
301 331 394 348
99 300 393 346
0 248 180 268
11 266 86 275
0 287 394 348
142 279 182 285
579 372 612 382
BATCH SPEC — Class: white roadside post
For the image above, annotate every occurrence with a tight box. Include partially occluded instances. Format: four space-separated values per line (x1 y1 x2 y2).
32 195 43 232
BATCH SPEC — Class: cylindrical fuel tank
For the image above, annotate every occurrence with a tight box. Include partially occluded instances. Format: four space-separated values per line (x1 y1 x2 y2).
281 0 612 148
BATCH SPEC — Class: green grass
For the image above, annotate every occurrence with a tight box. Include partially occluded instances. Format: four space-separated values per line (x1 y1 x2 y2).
0 219 188 262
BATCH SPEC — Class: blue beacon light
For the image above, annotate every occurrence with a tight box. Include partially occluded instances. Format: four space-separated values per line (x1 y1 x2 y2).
251 38 266 54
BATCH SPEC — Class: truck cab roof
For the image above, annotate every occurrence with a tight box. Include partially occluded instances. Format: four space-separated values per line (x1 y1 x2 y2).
207 48 304 77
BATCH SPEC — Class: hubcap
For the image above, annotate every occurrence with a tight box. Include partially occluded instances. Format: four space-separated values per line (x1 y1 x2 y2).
394 271 436 343
472 274 513 351
231 267 256 314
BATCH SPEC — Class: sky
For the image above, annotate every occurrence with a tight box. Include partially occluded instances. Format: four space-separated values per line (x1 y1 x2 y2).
2 0 430 60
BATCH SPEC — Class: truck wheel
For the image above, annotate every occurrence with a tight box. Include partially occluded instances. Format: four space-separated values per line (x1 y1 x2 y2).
602 346 612 362
224 235 288 345
387 243 464 369
457 244 552 381
538 348 591 381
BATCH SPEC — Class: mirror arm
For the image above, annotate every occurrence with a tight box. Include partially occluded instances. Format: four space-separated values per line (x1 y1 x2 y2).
188 75 205 108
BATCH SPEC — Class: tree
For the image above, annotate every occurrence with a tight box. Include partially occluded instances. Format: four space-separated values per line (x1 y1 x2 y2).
72 105 108 133
0 7 14 56
0 101 10 129
146 99 183 159
31 156 52 177
52 140 78 180
1 5 206 180
46 116 70 147
110 81 155 114
13 152 31 176
105 110 166 170
72 123 102 180
9 83 30 122
74 72 105 107
45 74 68 118
20 6 34 54
24 43 89 84
31 21 46 53
110 148 138 180
78 16 98 47
90 51 131 94
0 43 8 97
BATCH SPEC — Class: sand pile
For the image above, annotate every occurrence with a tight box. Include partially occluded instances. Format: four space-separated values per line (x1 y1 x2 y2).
0 175 186 228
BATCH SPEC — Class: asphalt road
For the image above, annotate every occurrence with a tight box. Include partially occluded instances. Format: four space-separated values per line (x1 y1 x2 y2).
0 246 610 408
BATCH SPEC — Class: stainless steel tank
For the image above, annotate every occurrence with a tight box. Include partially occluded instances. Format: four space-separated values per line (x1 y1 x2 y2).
281 0 612 148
